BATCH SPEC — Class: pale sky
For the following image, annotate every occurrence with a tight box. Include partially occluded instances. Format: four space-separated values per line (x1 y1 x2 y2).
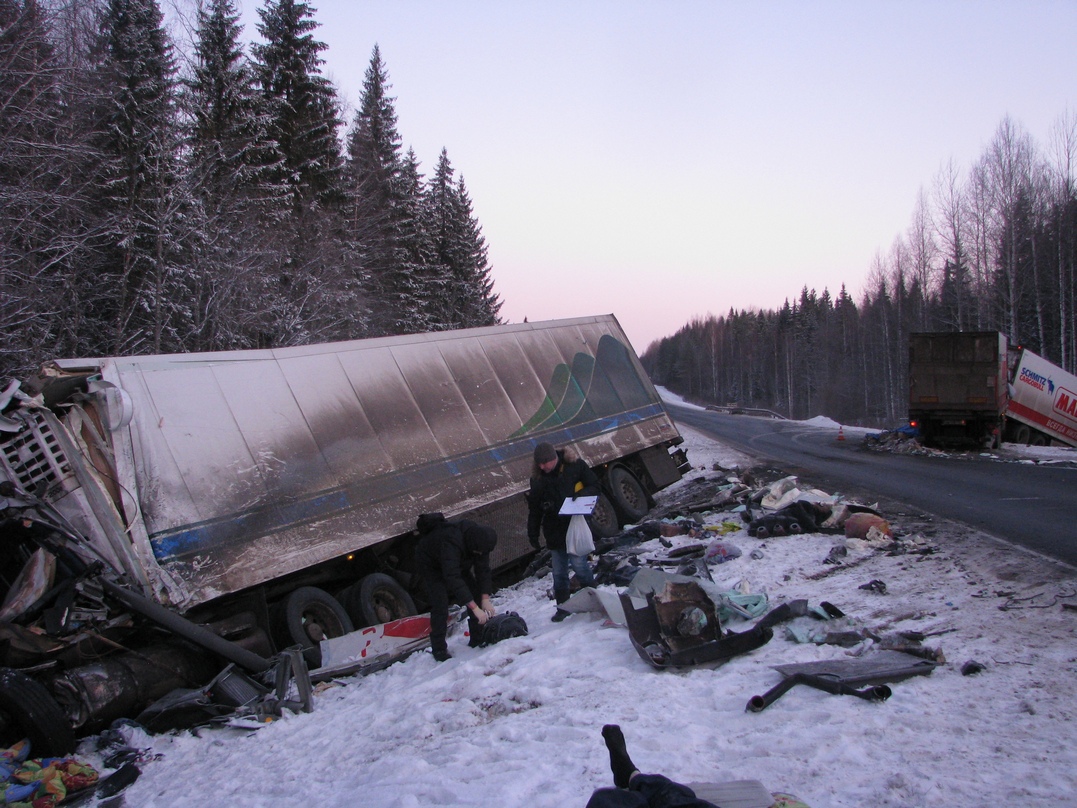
220 1 1076 353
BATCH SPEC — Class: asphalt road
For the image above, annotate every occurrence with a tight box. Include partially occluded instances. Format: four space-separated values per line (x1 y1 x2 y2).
666 404 1077 568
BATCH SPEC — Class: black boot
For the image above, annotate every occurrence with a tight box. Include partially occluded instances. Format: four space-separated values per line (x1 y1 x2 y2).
601 724 639 789
432 647 452 662
553 586 570 622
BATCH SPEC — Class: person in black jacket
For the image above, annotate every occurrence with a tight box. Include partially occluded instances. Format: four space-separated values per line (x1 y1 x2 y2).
526 442 600 622
414 513 498 661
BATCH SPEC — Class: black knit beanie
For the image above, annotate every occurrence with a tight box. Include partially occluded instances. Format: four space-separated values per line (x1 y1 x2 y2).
533 442 558 464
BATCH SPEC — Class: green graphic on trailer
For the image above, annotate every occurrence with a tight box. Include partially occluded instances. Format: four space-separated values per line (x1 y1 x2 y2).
512 334 655 437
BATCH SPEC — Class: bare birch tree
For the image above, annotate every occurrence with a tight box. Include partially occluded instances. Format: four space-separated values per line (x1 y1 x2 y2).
931 158 972 330
1048 109 1077 369
985 116 1036 343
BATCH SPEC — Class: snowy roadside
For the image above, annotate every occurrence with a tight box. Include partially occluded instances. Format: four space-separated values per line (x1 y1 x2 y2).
98 417 1077 807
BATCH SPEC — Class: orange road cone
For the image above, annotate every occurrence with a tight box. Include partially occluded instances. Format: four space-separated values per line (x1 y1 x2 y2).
837 426 845 441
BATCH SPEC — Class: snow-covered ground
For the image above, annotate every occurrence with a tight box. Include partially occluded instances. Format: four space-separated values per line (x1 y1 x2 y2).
89 403 1077 807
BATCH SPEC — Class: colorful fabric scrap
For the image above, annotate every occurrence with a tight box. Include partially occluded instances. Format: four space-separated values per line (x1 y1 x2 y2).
2 742 98 808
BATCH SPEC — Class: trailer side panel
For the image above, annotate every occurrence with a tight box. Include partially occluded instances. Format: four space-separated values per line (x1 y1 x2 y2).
1006 349 1077 448
84 316 679 606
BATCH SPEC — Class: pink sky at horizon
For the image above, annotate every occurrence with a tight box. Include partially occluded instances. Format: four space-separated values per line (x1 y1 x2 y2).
199 1 1077 354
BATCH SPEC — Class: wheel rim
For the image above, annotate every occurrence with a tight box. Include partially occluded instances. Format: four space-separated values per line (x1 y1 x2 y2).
591 494 619 536
371 589 407 623
300 603 345 641
611 468 647 519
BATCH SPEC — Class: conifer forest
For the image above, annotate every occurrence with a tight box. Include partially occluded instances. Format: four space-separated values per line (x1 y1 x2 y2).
2 1 1075 431
0 0 501 379
643 113 1077 427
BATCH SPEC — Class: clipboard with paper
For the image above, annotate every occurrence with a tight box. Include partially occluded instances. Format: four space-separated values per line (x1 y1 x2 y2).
559 495 598 515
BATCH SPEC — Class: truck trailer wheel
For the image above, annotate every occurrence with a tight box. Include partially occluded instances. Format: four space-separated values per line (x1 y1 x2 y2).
345 574 417 627
608 466 649 523
277 587 353 660
0 668 76 758
1014 424 1031 445
1030 432 1047 446
589 493 620 539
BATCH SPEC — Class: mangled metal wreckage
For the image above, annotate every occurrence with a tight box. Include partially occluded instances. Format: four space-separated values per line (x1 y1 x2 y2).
0 316 688 752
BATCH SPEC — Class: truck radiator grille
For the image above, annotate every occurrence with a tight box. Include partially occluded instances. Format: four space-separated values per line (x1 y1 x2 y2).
0 410 74 496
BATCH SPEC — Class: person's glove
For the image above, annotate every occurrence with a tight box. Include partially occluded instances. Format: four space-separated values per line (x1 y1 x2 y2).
471 605 489 625
481 596 496 618
529 535 542 550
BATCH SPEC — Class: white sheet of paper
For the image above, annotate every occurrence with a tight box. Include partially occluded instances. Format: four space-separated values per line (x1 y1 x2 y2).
559 495 597 515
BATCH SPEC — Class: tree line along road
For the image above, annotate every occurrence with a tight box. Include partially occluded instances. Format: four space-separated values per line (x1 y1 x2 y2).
666 404 1077 568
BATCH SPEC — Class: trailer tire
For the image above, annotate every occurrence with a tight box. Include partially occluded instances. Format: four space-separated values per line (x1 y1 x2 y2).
1014 424 1031 445
0 668 76 757
351 574 417 627
1030 432 1047 446
590 493 620 539
608 466 649 523
277 587 353 665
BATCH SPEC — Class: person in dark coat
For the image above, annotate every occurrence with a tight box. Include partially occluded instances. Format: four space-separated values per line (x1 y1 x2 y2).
526 442 600 621
413 513 498 661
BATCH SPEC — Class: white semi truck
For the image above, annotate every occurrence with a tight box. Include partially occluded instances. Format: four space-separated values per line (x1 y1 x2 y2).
0 315 687 751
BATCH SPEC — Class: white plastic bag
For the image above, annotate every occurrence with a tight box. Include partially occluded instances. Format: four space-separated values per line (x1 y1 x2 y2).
566 514 595 556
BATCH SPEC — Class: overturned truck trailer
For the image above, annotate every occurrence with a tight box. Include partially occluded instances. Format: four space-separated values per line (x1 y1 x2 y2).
0 315 687 749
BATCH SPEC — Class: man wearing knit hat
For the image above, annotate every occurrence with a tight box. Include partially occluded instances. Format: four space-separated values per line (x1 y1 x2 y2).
526 442 600 621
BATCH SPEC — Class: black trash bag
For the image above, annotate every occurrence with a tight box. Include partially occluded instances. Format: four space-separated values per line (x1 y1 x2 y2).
474 611 528 646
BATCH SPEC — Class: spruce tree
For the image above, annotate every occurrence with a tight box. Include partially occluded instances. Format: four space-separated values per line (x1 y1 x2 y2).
251 0 354 346
189 0 275 202
421 148 458 329
0 0 66 375
88 0 185 355
452 175 501 327
399 147 438 327
346 45 426 335
251 0 342 211
427 148 501 329
185 0 281 350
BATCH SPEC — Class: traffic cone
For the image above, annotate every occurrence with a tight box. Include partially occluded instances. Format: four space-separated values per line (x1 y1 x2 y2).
837 425 845 441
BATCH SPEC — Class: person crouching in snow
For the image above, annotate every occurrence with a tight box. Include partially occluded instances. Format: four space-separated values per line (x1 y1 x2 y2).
526 442 599 621
414 513 498 661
